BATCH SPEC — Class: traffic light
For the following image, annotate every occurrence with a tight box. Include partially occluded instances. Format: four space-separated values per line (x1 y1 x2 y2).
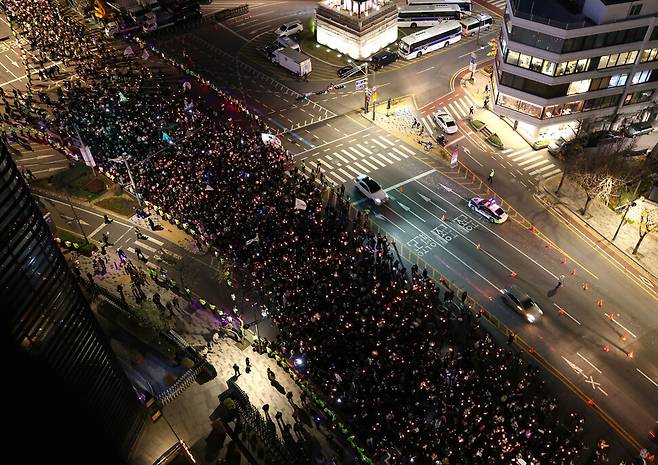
487 39 498 57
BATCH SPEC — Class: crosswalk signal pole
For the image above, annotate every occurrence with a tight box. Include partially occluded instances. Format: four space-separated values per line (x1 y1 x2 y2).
363 61 369 113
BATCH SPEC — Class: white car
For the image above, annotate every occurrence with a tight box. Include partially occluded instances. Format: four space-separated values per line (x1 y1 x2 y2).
275 21 303 38
468 197 508 223
432 108 458 135
354 175 389 206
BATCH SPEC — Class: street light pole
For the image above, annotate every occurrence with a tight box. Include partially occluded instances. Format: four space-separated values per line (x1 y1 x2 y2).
65 190 89 244
612 201 636 241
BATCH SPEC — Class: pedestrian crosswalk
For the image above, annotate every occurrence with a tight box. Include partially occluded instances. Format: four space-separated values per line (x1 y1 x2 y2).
421 94 478 134
486 0 508 11
305 133 416 185
502 146 562 179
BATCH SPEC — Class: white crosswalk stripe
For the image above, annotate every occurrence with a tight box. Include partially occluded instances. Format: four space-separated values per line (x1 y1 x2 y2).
327 171 346 183
541 168 563 179
371 138 388 149
523 160 550 171
341 149 357 160
511 151 538 162
333 152 350 164
356 144 372 155
134 240 158 253
368 156 387 167
386 151 402 162
489 0 507 8
360 158 380 170
422 116 436 132
337 167 355 179
375 153 395 164
352 161 370 173
390 147 409 158
398 145 415 155
146 236 164 246
528 164 557 176
341 164 362 176
318 159 334 170
347 146 367 158
507 147 534 158
378 135 395 146
517 155 544 166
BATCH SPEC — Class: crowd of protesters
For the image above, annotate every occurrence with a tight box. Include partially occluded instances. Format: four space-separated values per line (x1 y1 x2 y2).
2 1 600 463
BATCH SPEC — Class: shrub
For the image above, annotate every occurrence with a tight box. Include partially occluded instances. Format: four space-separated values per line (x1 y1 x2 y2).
471 119 485 130
163 373 177 387
487 133 503 149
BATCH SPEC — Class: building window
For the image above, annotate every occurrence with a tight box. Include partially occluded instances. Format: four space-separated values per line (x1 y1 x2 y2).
598 51 637 69
583 94 621 112
589 76 611 91
541 60 556 76
567 79 591 95
624 89 654 105
518 53 531 69
632 70 652 85
609 73 628 87
640 48 658 63
506 50 520 65
543 101 584 119
629 4 642 16
497 93 543 118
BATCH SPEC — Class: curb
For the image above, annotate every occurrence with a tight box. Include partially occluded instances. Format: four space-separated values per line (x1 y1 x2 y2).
540 183 658 284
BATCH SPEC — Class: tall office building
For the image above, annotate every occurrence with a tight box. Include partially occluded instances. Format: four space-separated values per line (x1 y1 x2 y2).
493 0 658 144
0 143 144 464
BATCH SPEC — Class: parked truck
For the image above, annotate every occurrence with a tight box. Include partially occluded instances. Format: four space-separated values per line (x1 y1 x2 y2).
271 47 312 77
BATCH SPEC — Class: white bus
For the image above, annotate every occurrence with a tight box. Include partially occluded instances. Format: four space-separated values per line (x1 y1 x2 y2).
398 21 462 60
406 0 472 13
398 4 461 28
460 13 493 36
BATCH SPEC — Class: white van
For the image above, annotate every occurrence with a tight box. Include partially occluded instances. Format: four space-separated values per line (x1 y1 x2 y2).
460 13 492 36
276 36 300 51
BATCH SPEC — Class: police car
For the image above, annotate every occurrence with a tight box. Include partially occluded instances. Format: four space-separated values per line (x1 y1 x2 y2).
468 197 508 223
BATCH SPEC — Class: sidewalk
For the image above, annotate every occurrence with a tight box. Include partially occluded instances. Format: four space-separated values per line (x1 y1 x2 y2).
460 69 531 153
541 175 658 281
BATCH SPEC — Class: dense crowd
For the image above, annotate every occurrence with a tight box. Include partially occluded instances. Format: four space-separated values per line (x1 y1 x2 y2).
4 1 593 464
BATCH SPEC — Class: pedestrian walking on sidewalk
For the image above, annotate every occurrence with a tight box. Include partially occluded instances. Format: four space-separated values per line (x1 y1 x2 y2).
469 105 474 117
487 169 495 184
103 213 113 224
245 357 251 374
483 96 490 109
233 363 241 377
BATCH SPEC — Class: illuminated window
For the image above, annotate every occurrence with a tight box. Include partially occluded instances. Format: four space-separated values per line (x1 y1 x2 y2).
496 93 542 118
640 48 658 63
632 70 651 85
506 50 520 65
518 53 531 69
541 60 556 76
609 73 628 87
567 79 591 95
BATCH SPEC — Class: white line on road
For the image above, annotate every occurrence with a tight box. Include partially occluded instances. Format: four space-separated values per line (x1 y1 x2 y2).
636 368 658 388
293 127 371 157
576 352 601 373
553 303 582 325
146 236 164 246
417 66 435 74
384 169 436 193
604 313 637 338
88 223 107 239
134 240 158 253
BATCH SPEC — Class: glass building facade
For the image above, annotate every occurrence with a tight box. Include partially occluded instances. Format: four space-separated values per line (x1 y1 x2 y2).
0 143 144 462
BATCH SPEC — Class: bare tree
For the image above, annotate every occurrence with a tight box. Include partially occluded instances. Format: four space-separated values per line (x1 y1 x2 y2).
555 139 584 195
633 208 657 255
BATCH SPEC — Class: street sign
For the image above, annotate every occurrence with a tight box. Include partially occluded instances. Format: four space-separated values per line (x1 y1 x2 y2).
355 79 366 90
366 87 372 97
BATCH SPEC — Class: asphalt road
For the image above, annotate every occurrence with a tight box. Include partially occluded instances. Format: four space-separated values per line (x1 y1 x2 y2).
287 107 658 452
11 0 658 457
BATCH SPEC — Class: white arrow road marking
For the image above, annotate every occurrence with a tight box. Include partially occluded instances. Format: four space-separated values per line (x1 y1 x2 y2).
418 193 447 212
561 356 584 376
397 201 426 223
373 212 406 233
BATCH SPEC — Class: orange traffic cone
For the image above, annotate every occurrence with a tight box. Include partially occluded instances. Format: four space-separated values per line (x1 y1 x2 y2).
603 344 610 352
627 351 634 358
558 308 565 316
510 271 517 277
560 257 567 264
583 281 589 290
476 243 481 251
399 186 404 193
570 268 577 276
620 335 627 342
597 299 604 308
441 215 447 221
587 399 595 407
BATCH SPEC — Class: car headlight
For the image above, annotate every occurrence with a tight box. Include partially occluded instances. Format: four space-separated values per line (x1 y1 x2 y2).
374 198 382 206
526 314 535 323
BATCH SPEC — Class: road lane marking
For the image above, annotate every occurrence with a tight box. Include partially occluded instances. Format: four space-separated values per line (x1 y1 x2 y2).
604 313 637 338
327 171 346 183
292 127 371 157
337 167 354 180
359 158 379 171
352 161 370 174
341 149 357 160
523 160 550 171
88 223 107 239
378 135 396 146
416 180 560 280
369 156 387 167
385 202 501 290
318 159 334 170
636 368 658 388
333 152 350 164
347 146 366 158
553 303 581 325
371 138 388 149
517 155 542 165
134 240 158 253
417 66 435 74
386 151 402 161
383 169 436 194
576 352 601 373
528 164 555 176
